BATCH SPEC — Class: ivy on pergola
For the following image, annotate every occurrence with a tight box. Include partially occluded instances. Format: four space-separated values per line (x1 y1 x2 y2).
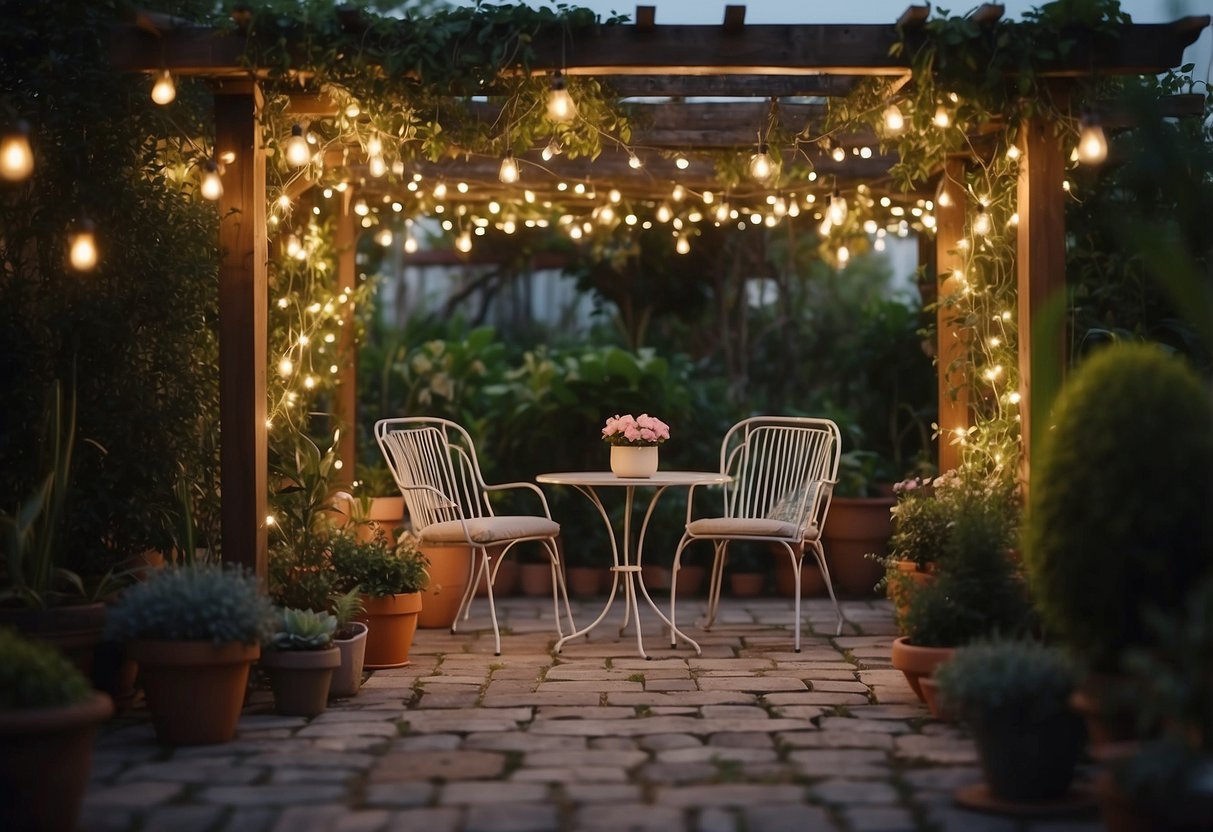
110 2 1208 576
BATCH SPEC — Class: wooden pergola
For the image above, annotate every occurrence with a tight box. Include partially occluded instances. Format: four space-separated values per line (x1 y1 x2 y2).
110 4 1209 577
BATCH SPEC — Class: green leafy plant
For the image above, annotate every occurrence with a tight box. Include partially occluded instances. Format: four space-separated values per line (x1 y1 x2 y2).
1023 343 1213 672
268 534 336 613
329 586 366 640
330 532 429 598
104 564 276 647
269 607 337 651
0 627 92 710
935 638 1078 725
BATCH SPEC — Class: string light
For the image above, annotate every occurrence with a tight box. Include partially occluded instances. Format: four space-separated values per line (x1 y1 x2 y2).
608 188 622 204
368 155 387 177
455 230 472 252
546 71 576 123
627 152 643 169
1076 112 1108 165
748 141 774 182
0 120 34 181
675 154 690 170
933 104 951 128
828 190 847 226
675 235 690 255
150 70 176 105
831 145 846 163
671 184 686 202
285 124 312 167
882 103 904 133
837 245 850 266
542 137 563 161
200 159 223 201
498 151 519 184
1005 144 1021 161
68 217 97 271
353 199 369 216
973 204 992 236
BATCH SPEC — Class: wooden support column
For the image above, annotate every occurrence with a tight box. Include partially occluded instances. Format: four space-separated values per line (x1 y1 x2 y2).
1016 94 1069 486
215 85 268 578
935 157 970 473
333 190 358 487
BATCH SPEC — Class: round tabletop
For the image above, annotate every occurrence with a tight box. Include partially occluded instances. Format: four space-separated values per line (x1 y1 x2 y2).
537 471 730 487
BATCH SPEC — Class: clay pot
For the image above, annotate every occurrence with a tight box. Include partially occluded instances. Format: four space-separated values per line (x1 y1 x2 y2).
919 676 953 720
822 496 895 595
330 622 368 699
773 546 827 598
519 562 554 597
355 496 406 543
473 546 519 598
728 572 766 597
0 602 107 679
641 564 671 591
0 691 113 832
417 545 474 629
888 559 935 620
128 640 260 745
260 646 341 717
358 592 422 669
890 636 954 702
567 566 604 597
673 564 706 596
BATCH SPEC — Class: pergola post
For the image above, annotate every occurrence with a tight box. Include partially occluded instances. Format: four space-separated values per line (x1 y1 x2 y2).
935 157 970 472
1016 90 1070 485
333 190 358 487
214 83 268 577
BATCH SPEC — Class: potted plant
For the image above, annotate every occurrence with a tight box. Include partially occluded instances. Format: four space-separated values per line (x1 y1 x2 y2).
104 564 275 744
935 638 1085 805
330 531 428 669
821 449 897 596
602 413 670 478
725 543 767 597
328 587 368 698
259 607 341 717
868 470 959 616
0 627 113 832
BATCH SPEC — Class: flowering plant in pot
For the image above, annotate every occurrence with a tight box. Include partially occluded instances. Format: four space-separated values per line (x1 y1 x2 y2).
934 638 1085 806
0 627 113 832
602 413 669 478
331 531 428 669
260 607 340 717
104 564 275 744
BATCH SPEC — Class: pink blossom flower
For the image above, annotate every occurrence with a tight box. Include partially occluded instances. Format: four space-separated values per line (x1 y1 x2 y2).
601 412 671 446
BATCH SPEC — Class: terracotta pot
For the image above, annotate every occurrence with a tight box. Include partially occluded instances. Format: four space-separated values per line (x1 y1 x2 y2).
822 496 895 595
128 640 260 745
260 646 341 716
673 564 706 596
519 562 554 597
888 559 935 621
90 639 139 715
358 592 422 669
330 622 369 699
610 445 658 478
0 602 107 679
728 572 766 597
641 564 671 591
773 547 827 598
567 566 604 597
355 496 406 544
890 636 954 702
919 676 952 720
0 691 113 832
971 710 1086 801
474 546 519 598
1070 673 1139 748
417 545 474 629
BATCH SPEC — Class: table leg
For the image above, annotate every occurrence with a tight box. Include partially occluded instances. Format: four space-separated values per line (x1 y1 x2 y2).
633 486 702 656
553 485 631 655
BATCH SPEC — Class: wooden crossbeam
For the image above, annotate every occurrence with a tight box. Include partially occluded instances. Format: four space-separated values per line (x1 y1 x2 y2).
607 74 857 98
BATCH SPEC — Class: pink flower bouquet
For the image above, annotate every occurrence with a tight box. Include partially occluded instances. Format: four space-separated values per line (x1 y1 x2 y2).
601 413 670 447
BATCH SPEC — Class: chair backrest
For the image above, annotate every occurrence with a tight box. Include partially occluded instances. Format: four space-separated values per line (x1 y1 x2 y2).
719 416 841 532
374 417 491 533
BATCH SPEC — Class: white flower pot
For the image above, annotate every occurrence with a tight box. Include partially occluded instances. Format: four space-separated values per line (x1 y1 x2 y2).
610 445 659 478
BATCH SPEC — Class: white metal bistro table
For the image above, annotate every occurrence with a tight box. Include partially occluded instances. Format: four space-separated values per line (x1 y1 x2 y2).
536 470 730 659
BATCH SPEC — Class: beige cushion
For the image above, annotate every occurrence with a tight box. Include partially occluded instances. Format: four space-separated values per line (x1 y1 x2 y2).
420 516 560 545
687 516 817 540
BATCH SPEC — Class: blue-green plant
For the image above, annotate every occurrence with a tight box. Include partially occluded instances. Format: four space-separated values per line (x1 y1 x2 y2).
935 638 1078 725
0 628 91 710
104 565 275 646
269 607 337 651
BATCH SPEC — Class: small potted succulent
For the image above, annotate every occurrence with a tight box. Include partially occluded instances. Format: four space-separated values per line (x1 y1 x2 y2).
330 531 429 669
104 564 275 744
260 607 340 717
935 638 1085 804
328 587 368 698
0 627 113 831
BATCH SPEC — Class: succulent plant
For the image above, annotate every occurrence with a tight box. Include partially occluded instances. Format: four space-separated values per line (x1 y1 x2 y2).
104 564 276 646
0 627 92 710
270 607 337 650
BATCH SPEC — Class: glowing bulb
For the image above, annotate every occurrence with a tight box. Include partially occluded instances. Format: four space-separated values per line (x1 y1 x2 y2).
628 152 643 169
1006 144 1021 161
702 190 714 205
1009 391 1022 404
933 104 951 128
542 137 563 161
285 235 302 258
547 72 576 122
278 357 294 376
883 103 904 133
368 155 386 177
455 231 472 253
973 206 992 236
150 70 176 105
714 202 730 223
828 191 847 226
675 236 690 255
937 190 952 208
0 121 34 182
608 188 621 204
457 182 469 193
68 218 97 271
354 199 369 217
672 184 686 202
432 181 447 199
366 136 382 156
403 233 418 254
656 203 672 223
285 124 311 167
200 160 223 201
376 228 393 246
498 152 519 184
1077 116 1108 165
749 144 773 181
831 146 846 163
675 154 690 170
773 197 787 218
837 245 850 265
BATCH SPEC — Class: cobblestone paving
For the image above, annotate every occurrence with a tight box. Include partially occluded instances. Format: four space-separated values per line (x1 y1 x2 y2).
81 597 1102 832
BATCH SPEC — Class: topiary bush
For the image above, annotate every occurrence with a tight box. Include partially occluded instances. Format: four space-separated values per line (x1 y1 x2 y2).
0 628 92 710
104 564 276 646
1023 343 1213 671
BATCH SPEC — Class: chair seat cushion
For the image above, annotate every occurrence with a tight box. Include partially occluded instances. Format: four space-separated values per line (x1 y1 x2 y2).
420 516 560 545
687 516 818 540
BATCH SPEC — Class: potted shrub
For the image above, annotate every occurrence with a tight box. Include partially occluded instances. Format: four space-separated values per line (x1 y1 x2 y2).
331 531 428 669
260 607 341 717
328 587 368 698
1023 344 1213 746
0 627 112 832
104 564 275 744
935 638 1085 805
868 470 960 616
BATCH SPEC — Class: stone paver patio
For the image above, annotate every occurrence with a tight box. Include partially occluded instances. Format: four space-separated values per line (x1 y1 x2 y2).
81 596 1102 832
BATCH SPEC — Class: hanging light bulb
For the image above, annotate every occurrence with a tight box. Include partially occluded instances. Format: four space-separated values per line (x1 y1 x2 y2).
150 69 176 105
749 143 774 182
828 190 848 226
368 155 386 177
675 154 690 170
671 184 686 202
702 190 714 205
354 198 369 216
0 120 34 182
773 196 787 218
933 104 951 128
656 203 673 223
608 188 622 204
1076 112 1108 165
675 235 690 255
973 204 992 236
68 217 97 271
200 159 224 201
366 136 383 156
455 230 472 253
432 181 448 200
541 137 563 161
285 124 312 167
403 231 419 254
285 234 302 258
831 145 846 163
375 227 393 246
1005 144 1022 161
837 245 850 266
546 71 577 123
883 103 904 133
498 151 520 184
627 152 643 170
714 201 730 223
